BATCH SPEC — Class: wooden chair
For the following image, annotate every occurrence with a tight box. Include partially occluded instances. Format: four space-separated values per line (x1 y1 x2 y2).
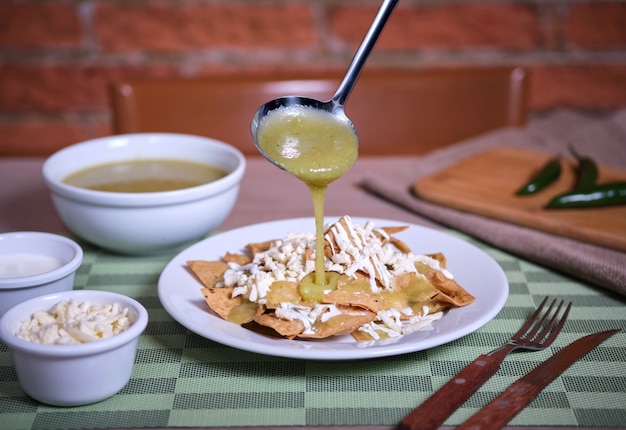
109 67 529 156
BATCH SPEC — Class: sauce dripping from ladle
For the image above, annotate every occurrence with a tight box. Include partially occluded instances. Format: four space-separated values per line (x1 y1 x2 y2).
251 0 399 288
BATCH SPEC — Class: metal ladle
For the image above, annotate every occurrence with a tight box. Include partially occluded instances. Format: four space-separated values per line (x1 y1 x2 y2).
250 0 399 167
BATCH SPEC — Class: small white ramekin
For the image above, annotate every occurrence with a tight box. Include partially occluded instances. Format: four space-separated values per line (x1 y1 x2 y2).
0 290 148 406
0 232 83 317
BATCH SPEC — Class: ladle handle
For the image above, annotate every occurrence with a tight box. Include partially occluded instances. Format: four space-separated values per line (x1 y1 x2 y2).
331 0 399 108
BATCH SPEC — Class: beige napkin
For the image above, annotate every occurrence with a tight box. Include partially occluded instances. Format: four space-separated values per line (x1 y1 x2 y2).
362 109 626 297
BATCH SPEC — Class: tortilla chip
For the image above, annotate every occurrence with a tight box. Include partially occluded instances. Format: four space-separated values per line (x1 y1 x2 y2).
223 252 250 265
411 299 450 316
229 301 265 325
324 216 359 258
379 289 411 314
375 225 409 249
389 236 411 253
426 271 475 307
427 252 447 269
323 289 383 313
401 273 437 300
265 281 301 309
304 247 314 264
351 329 375 342
188 260 228 288
254 313 304 338
298 309 376 339
352 256 387 287
201 287 263 324
201 287 239 320
381 225 409 235
246 240 273 256
393 272 414 289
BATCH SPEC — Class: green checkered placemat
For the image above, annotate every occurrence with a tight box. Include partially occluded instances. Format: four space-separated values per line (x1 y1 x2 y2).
1 234 625 430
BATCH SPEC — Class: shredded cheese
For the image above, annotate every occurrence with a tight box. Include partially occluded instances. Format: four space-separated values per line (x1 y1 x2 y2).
16 300 132 345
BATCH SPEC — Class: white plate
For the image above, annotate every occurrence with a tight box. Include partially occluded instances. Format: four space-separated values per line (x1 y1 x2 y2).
158 217 509 360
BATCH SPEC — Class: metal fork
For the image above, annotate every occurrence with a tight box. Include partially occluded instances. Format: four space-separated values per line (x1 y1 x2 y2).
398 297 572 430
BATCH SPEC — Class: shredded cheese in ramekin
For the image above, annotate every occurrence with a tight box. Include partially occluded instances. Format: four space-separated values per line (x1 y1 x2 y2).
16 300 132 345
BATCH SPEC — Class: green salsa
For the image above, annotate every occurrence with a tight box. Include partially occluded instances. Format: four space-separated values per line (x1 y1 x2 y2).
62 159 227 193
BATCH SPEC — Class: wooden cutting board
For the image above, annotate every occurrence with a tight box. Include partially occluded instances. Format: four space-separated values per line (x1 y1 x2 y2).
413 147 626 252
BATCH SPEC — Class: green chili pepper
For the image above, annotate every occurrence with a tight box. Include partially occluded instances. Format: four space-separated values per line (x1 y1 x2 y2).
568 144 598 190
515 158 562 196
545 181 626 209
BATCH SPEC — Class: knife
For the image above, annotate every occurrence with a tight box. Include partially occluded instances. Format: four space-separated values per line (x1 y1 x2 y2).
457 329 620 430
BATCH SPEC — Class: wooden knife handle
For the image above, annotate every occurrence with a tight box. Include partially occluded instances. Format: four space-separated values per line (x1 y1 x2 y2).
398 353 504 430
457 380 542 430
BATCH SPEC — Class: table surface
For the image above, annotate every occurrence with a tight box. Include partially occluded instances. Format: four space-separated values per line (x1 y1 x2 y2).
1 155 625 430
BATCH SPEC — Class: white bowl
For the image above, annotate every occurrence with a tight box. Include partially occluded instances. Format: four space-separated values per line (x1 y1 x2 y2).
43 133 246 254
0 290 148 406
0 232 83 317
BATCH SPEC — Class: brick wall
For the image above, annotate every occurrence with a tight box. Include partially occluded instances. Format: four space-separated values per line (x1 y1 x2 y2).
1 0 625 156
